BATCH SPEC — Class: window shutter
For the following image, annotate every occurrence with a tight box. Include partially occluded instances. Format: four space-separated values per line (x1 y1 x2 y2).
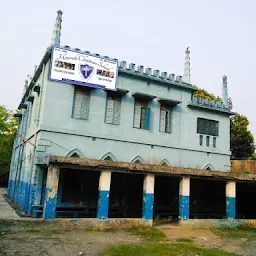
160 109 166 132
80 90 90 120
144 107 151 130
105 97 114 124
166 110 172 133
134 105 141 128
73 88 83 119
73 87 90 120
113 98 121 125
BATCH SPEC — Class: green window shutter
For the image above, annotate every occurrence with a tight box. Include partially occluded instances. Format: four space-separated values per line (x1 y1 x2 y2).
134 105 141 128
113 98 121 125
144 107 150 130
105 96 114 124
160 109 166 132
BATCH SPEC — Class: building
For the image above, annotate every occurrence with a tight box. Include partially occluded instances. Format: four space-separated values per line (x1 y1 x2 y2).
7 11 256 226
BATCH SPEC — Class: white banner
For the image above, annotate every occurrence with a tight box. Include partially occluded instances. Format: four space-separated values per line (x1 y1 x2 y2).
49 47 118 90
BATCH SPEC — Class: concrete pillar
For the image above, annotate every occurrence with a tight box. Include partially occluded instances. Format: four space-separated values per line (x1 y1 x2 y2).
142 174 155 225
226 181 236 219
179 176 190 220
43 165 60 219
97 170 111 219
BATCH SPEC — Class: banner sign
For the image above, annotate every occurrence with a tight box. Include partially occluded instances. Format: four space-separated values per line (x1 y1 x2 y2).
49 47 118 91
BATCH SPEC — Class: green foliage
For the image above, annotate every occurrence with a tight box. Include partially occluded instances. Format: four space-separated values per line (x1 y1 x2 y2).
126 226 166 241
192 85 233 109
214 227 256 242
0 105 18 185
192 85 222 102
101 242 238 256
230 114 255 159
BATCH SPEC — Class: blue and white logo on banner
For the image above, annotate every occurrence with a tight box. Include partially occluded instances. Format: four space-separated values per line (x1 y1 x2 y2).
80 64 94 80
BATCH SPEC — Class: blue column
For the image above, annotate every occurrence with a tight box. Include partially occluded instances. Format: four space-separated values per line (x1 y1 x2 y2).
179 176 190 220
226 181 236 219
142 174 155 225
97 171 111 219
43 165 60 219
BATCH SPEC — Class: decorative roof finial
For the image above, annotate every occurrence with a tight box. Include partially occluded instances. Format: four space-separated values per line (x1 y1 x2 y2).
222 75 229 108
50 10 63 46
183 47 191 84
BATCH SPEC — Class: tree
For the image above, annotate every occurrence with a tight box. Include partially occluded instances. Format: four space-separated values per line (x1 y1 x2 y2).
230 114 255 159
192 85 222 102
0 105 18 185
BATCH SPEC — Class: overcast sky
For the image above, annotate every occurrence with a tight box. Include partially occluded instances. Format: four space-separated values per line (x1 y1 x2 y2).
0 0 255 136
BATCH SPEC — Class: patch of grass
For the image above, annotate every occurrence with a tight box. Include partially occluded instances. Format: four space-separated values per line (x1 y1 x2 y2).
0 246 7 256
25 229 41 233
175 237 194 243
125 226 166 241
101 242 239 256
214 226 256 241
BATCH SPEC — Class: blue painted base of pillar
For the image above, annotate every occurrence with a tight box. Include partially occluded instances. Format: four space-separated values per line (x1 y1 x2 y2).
43 188 58 219
179 195 190 220
7 179 15 201
143 193 154 220
97 190 110 219
226 197 236 219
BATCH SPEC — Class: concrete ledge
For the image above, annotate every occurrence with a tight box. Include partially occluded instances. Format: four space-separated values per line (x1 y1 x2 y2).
0 218 150 232
49 155 256 181
179 219 256 228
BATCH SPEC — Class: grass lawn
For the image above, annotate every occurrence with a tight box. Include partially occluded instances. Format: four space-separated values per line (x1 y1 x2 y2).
101 242 239 256
100 226 239 256
214 226 256 241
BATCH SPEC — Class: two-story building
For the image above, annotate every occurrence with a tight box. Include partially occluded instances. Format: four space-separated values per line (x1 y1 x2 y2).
7 10 256 226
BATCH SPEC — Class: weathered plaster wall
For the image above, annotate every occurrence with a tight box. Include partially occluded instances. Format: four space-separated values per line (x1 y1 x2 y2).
231 160 256 175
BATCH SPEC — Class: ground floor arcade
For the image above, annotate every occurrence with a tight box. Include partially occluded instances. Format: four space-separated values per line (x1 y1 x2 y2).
34 156 256 225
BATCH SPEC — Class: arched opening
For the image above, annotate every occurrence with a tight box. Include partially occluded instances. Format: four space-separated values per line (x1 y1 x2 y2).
66 148 84 158
159 159 170 166
70 153 80 158
203 163 214 171
100 152 116 161
131 156 144 164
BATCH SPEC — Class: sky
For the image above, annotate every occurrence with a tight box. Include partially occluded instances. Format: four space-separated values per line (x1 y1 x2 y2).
0 0 255 136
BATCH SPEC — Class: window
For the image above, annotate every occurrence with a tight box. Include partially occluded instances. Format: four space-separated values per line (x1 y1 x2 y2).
133 100 150 130
72 87 91 120
159 106 172 133
197 118 219 136
213 137 216 148
206 136 210 147
105 94 121 125
199 135 203 146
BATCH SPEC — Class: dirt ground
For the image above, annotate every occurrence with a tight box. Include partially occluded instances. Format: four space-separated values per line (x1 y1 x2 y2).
0 230 140 256
0 225 256 256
